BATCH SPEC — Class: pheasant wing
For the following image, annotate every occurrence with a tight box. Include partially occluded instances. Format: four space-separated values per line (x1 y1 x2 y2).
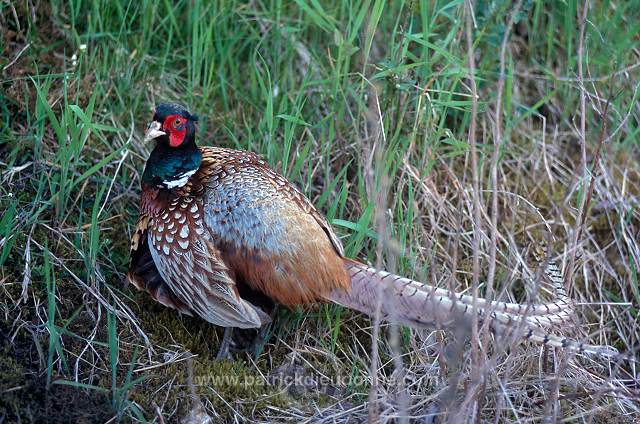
147 195 270 328
200 147 350 306
127 213 193 315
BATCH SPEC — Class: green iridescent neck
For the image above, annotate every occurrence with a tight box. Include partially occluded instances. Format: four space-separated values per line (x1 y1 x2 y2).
142 142 202 189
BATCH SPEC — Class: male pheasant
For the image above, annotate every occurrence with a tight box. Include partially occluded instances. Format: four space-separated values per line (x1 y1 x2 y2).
127 103 612 360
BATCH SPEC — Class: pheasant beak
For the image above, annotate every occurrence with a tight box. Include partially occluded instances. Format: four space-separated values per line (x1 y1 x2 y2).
144 120 166 142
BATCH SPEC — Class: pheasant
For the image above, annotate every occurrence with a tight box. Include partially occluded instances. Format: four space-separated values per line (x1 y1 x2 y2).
127 103 613 360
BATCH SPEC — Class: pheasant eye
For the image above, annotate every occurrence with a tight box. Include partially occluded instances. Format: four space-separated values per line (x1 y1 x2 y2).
172 118 182 128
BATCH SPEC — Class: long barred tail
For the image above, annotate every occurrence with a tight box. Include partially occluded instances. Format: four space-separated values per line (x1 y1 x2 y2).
425 254 572 322
326 258 633 363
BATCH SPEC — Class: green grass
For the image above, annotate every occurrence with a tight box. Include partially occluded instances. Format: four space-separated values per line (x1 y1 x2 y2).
1 0 639 422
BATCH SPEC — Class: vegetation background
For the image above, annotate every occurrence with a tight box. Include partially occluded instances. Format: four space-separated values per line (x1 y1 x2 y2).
1 0 639 422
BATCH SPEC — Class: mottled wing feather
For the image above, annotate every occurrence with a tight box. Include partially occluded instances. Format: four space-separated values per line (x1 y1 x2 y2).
127 214 192 315
146 193 270 328
200 147 350 306
200 147 344 255
130 214 150 253
260 164 345 257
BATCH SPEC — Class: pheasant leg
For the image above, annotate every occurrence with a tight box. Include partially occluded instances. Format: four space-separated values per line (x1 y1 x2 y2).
247 323 271 358
216 327 235 361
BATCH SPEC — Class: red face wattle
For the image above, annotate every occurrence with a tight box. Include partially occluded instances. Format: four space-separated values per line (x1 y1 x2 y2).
162 114 188 147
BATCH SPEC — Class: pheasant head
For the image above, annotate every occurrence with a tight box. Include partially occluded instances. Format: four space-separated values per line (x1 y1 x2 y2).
142 103 202 189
